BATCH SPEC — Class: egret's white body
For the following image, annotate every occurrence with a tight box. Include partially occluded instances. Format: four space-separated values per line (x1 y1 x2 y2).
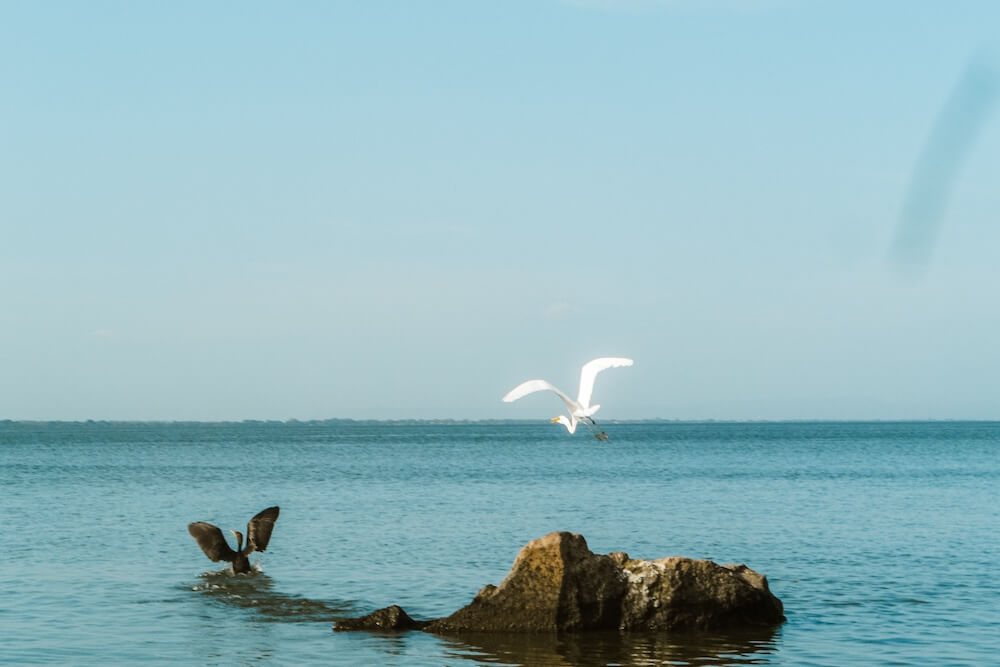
502 357 633 433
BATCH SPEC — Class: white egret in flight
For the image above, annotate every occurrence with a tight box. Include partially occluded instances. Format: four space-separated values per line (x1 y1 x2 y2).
502 357 633 435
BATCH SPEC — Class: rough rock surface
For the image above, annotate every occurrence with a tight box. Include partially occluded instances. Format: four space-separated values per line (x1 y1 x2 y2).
612 553 785 631
333 604 426 632
337 532 785 634
425 531 626 633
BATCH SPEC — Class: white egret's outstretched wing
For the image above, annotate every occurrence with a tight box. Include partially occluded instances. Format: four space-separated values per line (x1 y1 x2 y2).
502 379 578 413
576 357 633 409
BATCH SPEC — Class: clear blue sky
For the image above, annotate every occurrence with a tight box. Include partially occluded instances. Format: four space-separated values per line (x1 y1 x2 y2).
2 1 998 421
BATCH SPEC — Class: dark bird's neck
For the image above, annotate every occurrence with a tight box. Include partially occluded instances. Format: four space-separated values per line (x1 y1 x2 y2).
232 553 252 574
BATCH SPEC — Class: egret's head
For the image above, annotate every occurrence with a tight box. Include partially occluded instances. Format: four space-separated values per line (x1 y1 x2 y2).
550 415 577 433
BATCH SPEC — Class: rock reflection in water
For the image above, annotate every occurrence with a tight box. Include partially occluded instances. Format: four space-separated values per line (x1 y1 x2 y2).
189 571 357 623
437 628 780 667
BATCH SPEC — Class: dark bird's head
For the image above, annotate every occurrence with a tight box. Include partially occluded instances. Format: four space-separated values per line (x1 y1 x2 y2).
230 530 244 551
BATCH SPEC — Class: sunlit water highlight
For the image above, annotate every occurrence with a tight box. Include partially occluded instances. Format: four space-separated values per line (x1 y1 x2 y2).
2 421 997 665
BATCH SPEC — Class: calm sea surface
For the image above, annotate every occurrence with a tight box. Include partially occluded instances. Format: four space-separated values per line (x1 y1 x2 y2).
1 421 997 665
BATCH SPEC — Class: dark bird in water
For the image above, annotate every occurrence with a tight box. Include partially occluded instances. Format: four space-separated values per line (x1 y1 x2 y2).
188 506 280 574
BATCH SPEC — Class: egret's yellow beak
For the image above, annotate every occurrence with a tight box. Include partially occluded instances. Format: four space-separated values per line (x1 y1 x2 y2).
550 417 560 423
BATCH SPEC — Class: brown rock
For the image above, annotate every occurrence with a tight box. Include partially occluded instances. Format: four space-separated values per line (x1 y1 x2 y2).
425 531 784 634
619 558 785 631
425 532 627 632
336 532 785 635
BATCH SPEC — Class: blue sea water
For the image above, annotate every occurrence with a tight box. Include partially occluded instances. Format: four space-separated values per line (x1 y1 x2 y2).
1 421 997 666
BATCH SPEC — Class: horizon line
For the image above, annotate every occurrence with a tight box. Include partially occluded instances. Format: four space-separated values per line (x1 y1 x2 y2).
3 418 999 425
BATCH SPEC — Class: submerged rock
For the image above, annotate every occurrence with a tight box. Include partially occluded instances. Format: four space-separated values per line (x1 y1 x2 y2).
336 531 785 634
333 604 426 632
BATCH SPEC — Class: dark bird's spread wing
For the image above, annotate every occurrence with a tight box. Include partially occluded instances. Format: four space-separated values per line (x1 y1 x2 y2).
188 522 238 562
246 506 280 553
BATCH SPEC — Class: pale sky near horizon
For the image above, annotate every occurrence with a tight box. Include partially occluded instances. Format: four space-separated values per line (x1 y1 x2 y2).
2 1 999 421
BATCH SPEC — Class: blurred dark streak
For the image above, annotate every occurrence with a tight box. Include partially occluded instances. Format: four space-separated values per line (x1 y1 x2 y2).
890 59 999 275
187 571 358 623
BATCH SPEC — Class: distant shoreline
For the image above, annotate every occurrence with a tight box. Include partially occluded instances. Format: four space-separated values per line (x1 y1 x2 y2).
3 418 999 426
